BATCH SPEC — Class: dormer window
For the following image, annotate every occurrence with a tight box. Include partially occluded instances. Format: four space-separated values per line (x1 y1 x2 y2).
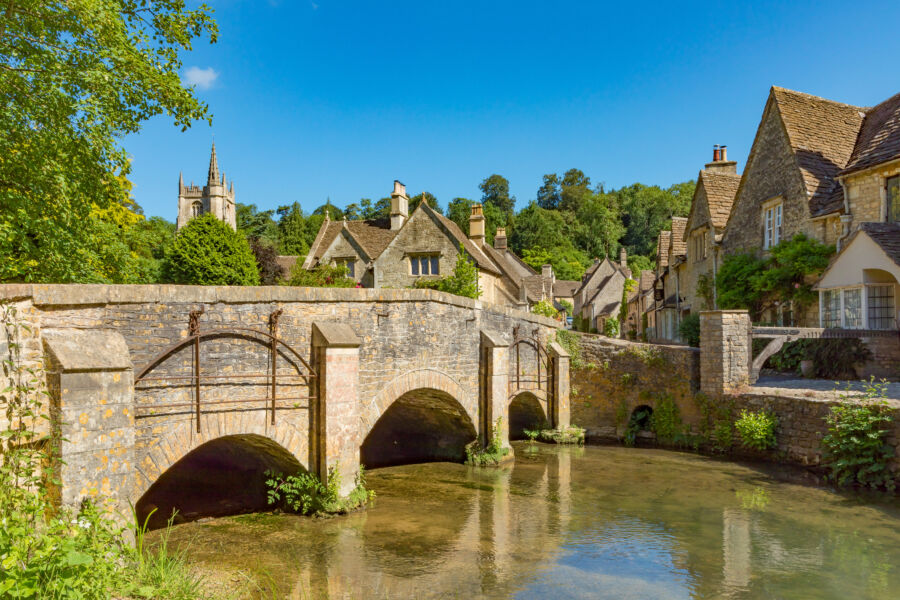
410 253 440 276
763 199 783 249
887 176 899 223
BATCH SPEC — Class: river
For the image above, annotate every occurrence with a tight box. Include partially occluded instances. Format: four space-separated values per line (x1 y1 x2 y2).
155 443 900 599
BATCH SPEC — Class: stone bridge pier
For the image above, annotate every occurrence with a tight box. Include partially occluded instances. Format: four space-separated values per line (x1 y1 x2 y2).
3 285 567 523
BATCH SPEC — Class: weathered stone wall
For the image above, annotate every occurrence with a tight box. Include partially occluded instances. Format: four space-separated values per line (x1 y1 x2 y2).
570 334 700 440
700 310 751 396
721 101 814 255
845 164 900 226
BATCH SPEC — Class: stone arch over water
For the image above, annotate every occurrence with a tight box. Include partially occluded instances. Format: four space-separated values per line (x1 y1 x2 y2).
508 391 548 440
135 433 303 529
361 370 477 469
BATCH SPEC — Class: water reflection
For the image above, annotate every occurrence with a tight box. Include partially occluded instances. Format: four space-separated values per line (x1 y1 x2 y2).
156 444 900 599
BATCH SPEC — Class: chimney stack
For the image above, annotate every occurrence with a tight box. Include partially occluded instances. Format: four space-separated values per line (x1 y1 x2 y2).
705 143 738 174
620 246 627 268
390 180 409 230
469 204 486 242
542 263 553 281
494 227 507 250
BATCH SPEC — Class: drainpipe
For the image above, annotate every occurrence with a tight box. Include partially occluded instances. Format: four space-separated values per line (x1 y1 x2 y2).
712 242 719 310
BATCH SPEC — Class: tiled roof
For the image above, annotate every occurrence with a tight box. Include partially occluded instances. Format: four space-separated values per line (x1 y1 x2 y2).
639 269 655 293
669 217 687 257
553 280 579 297
656 230 671 268
427 206 501 275
841 91 900 176
859 222 900 267
309 218 398 263
771 87 865 217
483 244 536 281
275 255 298 277
700 171 741 229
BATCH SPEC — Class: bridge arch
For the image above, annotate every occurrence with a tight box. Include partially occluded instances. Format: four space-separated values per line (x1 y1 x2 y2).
135 432 304 529
362 369 477 469
508 390 549 440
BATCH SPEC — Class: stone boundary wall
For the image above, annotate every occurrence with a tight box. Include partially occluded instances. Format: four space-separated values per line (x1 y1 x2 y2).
569 331 900 480
570 334 700 440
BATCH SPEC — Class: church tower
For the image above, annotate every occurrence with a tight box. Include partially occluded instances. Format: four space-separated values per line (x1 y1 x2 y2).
176 142 237 230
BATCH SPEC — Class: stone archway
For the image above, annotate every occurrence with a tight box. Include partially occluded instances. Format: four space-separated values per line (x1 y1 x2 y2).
135 433 303 529
508 391 549 440
361 381 477 469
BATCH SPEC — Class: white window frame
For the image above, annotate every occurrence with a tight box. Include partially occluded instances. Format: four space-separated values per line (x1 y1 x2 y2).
762 199 783 250
819 286 867 329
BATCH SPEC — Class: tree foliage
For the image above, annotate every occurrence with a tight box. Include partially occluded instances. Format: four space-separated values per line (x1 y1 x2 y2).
250 238 284 285
479 174 515 217
0 0 217 283
286 262 355 288
237 203 278 245
413 249 482 299
162 214 260 285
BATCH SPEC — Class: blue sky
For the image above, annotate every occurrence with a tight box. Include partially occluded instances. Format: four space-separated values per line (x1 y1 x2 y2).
126 0 900 219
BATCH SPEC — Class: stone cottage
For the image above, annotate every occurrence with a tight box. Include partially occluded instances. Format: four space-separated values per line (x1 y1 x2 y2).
573 249 631 332
176 143 236 230
302 181 577 311
681 146 742 313
654 218 687 343
625 270 655 339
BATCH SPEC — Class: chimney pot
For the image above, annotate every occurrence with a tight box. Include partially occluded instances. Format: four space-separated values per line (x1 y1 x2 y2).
713 144 720 162
720 145 727 162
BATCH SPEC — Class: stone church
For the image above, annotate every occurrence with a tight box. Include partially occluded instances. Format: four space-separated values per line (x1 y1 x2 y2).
176 143 236 230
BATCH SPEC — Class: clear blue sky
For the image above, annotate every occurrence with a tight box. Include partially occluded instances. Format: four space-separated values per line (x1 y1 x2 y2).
125 0 900 219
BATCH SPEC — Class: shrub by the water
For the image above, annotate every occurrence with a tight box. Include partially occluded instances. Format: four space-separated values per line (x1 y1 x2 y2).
465 418 510 466
162 213 260 285
265 467 374 516
734 409 778 451
822 379 895 491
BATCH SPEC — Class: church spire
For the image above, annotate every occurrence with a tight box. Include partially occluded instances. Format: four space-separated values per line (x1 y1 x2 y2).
207 142 220 184
178 171 184 193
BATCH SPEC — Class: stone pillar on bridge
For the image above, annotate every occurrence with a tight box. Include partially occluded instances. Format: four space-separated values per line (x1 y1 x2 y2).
42 329 135 511
479 330 511 452
548 342 571 429
311 322 361 497
699 310 751 397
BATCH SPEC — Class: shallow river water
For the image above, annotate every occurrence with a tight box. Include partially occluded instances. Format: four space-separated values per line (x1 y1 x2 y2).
158 443 900 599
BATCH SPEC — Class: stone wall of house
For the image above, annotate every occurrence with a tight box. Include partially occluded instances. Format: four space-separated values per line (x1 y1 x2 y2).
318 230 368 284
860 335 900 379
845 164 900 225
722 102 813 254
682 225 715 315
570 334 701 440
374 209 464 289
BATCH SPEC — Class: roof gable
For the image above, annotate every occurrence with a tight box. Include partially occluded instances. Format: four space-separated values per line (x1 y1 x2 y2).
817 222 900 289
669 217 687 260
656 230 671 269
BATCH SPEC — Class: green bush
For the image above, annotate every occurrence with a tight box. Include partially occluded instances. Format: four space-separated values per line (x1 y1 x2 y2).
414 249 482 299
822 379 895 491
286 262 355 287
678 313 700 347
532 300 559 318
734 409 778 451
538 425 585 445
265 466 374 515
558 299 574 316
650 396 684 444
603 318 619 337
465 418 510 466
162 213 260 285
555 329 583 369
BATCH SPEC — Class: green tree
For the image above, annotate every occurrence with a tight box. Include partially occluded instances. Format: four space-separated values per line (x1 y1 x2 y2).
286 263 355 288
414 249 482 299
277 202 311 256
615 181 695 257
715 252 767 318
559 168 592 213
447 197 506 244
447 197 475 233
237 203 278 244
520 247 588 281
627 254 654 274
409 191 442 214
537 174 561 210
479 174 515 216
162 214 260 285
0 0 217 283
575 191 624 260
312 199 343 219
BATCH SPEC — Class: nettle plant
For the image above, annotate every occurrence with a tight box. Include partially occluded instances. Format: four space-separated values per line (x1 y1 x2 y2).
821 379 896 492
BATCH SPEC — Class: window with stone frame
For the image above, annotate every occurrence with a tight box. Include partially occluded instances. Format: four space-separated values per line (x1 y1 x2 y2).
191 201 203 217
867 284 896 330
410 253 440 276
334 258 355 278
763 200 783 249
888 176 900 223
690 231 706 262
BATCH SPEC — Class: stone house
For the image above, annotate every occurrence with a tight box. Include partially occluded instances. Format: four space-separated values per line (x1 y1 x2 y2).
655 218 687 343
176 143 236 230
303 181 576 311
681 146 742 313
574 250 631 333
624 270 655 339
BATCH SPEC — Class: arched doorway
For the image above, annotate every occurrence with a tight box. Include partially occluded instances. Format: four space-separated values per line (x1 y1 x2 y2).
361 389 477 469
135 434 302 529
508 391 548 440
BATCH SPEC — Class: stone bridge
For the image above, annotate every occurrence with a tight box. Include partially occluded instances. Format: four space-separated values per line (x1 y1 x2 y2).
0 285 568 526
